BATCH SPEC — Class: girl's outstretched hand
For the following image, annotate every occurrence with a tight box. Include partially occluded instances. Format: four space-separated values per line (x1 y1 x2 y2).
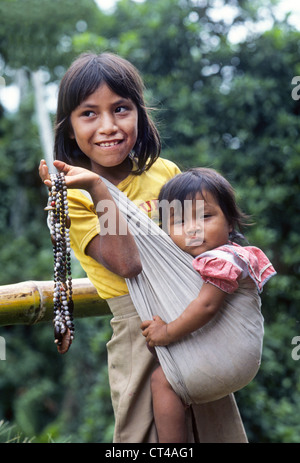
39 159 101 193
39 158 142 277
141 315 170 347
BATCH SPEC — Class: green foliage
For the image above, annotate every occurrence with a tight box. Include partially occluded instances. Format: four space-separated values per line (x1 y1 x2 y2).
0 98 53 284
0 0 101 73
0 0 299 443
236 313 300 443
0 317 114 443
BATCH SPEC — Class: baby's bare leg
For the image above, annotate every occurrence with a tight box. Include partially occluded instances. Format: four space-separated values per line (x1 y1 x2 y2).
151 365 187 443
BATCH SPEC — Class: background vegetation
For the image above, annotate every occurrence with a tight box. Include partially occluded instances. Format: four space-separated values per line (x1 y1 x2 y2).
0 0 299 443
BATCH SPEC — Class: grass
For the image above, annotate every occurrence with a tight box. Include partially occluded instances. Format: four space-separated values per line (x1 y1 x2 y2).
0 419 34 443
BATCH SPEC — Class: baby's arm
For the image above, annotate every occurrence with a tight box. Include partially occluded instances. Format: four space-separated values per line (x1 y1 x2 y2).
141 283 227 347
39 159 142 278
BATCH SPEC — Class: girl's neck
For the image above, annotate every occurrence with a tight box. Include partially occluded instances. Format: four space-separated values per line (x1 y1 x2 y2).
91 156 133 185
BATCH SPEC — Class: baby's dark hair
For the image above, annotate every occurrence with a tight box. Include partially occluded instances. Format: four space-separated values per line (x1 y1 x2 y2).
54 52 161 173
158 167 249 242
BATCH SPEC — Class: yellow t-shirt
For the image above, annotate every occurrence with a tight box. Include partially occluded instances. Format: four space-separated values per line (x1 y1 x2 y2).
67 157 180 299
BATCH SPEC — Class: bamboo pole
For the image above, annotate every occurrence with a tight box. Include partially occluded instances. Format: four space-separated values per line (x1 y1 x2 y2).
0 278 110 326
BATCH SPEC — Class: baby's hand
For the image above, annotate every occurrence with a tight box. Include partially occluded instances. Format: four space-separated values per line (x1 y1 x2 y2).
141 315 170 347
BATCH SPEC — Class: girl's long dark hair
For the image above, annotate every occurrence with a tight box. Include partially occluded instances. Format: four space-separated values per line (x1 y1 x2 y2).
158 167 250 242
54 52 161 173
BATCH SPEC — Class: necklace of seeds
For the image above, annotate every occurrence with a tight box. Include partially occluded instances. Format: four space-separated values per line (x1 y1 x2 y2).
45 172 74 354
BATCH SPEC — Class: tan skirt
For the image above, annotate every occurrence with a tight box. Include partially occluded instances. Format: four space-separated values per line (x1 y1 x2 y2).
107 294 248 443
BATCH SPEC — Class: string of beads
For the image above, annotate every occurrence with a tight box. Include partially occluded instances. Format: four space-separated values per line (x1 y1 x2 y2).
45 172 74 353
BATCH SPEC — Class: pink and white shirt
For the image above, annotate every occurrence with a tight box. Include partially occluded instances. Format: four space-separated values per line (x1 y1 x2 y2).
193 242 276 294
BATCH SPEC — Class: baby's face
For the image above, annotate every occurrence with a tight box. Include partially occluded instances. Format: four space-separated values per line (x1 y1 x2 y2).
168 191 232 257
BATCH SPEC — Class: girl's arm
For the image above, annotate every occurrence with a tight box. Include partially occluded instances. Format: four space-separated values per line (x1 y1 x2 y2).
39 159 142 278
141 282 227 347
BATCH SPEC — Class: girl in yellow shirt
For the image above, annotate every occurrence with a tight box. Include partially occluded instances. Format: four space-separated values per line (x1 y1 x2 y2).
39 52 180 443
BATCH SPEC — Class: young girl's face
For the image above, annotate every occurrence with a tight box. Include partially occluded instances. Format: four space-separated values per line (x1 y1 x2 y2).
168 191 232 257
69 83 138 177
